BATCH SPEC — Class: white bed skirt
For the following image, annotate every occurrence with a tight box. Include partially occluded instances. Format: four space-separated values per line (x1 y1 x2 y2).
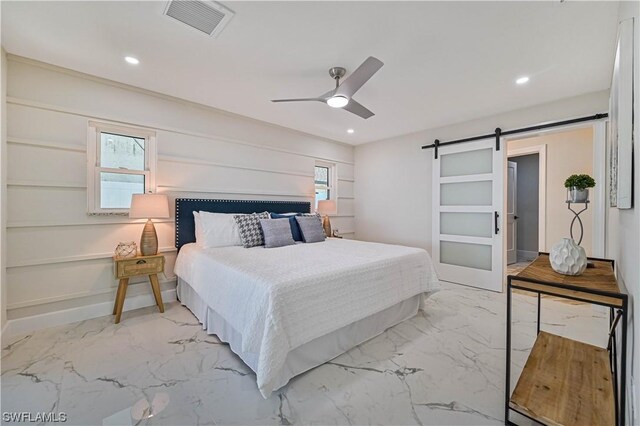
177 278 422 396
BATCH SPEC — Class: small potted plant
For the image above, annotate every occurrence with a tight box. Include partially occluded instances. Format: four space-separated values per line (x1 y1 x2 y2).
564 174 596 203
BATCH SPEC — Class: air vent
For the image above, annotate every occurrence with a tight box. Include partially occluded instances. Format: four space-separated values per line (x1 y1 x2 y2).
164 1 234 38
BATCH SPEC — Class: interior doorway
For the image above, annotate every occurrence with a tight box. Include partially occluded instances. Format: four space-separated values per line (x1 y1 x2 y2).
507 154 540 264
504 123 605 273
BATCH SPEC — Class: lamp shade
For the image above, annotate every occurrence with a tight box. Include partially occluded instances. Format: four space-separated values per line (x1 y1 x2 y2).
129 194 170 219
317 199 337 215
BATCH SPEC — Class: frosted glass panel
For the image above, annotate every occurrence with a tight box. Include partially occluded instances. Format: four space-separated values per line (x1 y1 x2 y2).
441 181 492 206
440 241 492 270
441 148 492 177
441 213 492 238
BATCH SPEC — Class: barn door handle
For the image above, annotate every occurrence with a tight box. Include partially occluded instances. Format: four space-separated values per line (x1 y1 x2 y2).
514 215 519 220
494 211 500 235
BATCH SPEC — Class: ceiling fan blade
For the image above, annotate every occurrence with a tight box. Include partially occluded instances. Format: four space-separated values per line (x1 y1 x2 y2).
343 99 374 119
335 56 384 98
271 97 323 103
319 89 336 100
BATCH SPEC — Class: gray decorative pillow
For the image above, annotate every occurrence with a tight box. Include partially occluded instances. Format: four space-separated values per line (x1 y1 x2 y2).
295 215 326 243
299 212 322 220
299 212 324 235
234 212 270 248
259 218 295 248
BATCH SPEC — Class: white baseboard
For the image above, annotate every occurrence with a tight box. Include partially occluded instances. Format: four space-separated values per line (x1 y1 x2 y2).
517 250 538 261
1 288 177 343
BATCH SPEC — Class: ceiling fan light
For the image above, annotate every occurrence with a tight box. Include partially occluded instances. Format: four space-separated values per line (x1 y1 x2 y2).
327 95 349 108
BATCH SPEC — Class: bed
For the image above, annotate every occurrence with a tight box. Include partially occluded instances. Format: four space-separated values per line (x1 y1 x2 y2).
173 198 439 398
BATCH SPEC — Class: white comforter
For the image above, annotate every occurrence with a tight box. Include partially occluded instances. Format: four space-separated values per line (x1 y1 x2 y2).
173 238 439 397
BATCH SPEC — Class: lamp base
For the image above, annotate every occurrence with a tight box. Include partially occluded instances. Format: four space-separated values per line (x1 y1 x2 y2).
140 219 158 256
322 215 332 238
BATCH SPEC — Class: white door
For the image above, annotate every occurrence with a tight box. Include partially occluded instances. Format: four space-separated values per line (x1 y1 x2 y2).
506 161 518 265
432 138 504 292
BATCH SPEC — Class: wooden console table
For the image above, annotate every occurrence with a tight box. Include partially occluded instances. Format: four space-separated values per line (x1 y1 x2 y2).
505 253 628 426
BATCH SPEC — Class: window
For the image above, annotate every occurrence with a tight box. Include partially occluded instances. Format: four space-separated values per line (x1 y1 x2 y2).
314 161 336 209
87 121 156 214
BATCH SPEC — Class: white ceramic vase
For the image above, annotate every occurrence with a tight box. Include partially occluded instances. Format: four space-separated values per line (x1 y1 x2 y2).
549 238 587 276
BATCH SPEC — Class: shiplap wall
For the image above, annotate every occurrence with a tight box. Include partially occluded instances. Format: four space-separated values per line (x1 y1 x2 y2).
1 48 8 328
5 56 355 322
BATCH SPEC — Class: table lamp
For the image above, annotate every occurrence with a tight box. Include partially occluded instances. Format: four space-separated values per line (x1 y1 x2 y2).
317 200 337 237
129 194 170 256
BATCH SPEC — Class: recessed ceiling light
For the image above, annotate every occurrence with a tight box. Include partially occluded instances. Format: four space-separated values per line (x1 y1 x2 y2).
516 76 530 85
124 56 140 65
347 129 355 134
327 95 349 108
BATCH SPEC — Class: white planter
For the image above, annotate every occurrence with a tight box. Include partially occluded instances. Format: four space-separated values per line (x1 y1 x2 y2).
568 187 589 203
549 238 587 276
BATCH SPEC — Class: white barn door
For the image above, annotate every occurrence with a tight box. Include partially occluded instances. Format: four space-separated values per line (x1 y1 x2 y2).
432 138 504 292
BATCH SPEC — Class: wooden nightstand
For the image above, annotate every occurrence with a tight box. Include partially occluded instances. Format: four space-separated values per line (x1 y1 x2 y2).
113 254 165 324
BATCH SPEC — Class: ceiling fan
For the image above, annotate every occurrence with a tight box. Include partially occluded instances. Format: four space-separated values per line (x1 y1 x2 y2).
271 56 384 119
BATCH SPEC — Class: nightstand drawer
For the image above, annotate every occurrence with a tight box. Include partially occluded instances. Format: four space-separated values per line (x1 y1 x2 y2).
115 255 164 278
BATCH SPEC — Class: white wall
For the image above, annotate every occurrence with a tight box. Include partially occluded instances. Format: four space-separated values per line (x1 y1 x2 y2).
354 90 609 252
4 56 355 333
509 127 594 255
1 48 7 331
608 2 640 423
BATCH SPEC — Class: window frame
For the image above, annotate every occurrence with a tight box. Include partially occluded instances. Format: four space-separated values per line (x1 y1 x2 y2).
87 121 157 215
314 161 337 210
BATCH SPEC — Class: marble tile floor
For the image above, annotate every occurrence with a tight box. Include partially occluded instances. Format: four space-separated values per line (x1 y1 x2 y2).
505 261 532 277
1 282 609 426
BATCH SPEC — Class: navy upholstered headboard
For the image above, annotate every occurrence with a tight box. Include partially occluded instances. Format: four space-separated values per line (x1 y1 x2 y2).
175 198 311 250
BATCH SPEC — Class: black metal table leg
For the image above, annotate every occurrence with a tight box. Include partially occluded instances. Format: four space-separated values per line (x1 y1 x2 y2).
505 276 512 424
619 301 628 426
606 308 621 425
536 293 541 335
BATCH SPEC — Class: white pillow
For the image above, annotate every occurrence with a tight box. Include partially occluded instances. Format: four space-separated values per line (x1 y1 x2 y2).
194 211 243 248
193 211 203 244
